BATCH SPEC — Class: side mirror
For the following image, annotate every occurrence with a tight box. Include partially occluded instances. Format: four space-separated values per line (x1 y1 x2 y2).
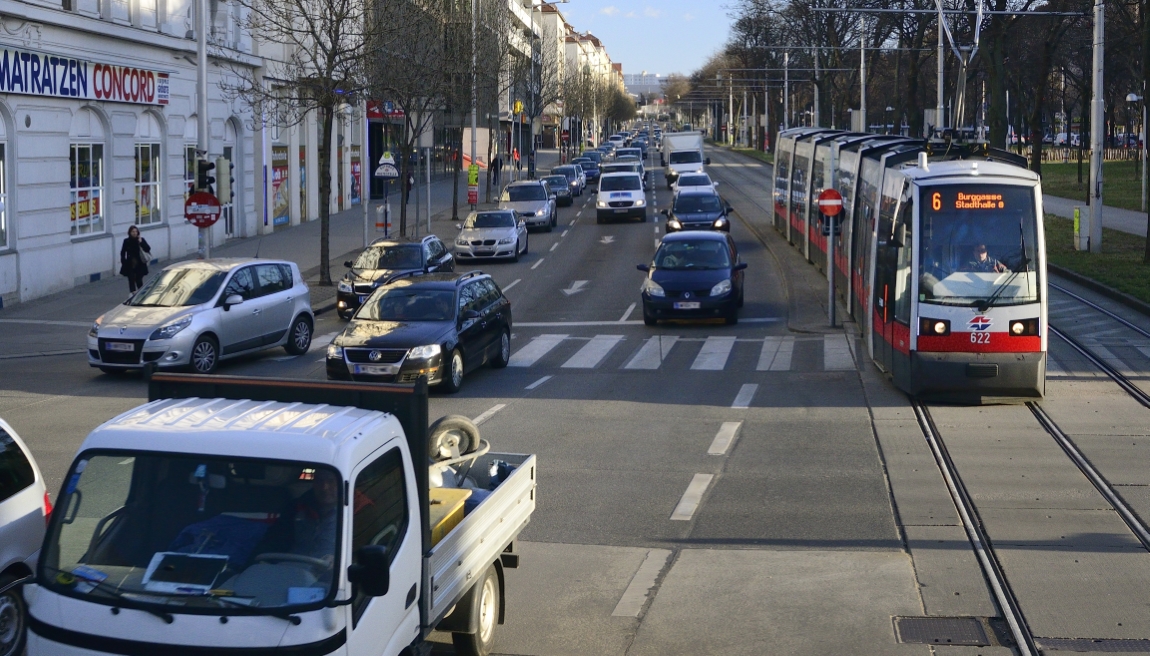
713 182 720 187
344 261 353 268
725 204 734 214
705 158 712 165
636 264 650 272
223 294 244 310
733 262 748 272
660 209 669 217
456 224 464 231
461 309 481 321
347 545 390 597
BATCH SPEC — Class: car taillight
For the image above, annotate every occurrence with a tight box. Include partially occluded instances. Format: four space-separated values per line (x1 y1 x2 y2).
44 491 53 525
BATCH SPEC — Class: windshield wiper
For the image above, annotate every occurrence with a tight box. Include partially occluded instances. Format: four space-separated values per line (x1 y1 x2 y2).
42 565 174 623
201 593 302 625
974 222 1032 312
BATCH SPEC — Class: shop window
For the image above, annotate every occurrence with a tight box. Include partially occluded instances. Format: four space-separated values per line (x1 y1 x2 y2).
0 143 7 249
70 143 105 237
135 143 161 225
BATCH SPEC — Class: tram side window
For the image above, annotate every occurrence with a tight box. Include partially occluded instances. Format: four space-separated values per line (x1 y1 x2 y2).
894 200 914 324
792 154 809 213
774 150 790 209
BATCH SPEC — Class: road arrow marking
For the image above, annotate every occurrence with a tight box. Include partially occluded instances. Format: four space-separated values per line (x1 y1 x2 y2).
600 235 615 245
562 280 589 296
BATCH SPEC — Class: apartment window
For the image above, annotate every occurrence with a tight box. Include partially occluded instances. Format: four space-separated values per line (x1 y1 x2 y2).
0 143 7 249
133 0 157 28
135 143 161 225
70 144 105 237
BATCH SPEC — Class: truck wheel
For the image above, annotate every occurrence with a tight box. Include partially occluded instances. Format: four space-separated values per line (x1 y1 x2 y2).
0 574 28 656
428 414 480 460
452 565 499 656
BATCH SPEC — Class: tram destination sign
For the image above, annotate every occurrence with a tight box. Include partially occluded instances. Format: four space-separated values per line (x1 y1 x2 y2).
0 45 170 105
930 190 1007 211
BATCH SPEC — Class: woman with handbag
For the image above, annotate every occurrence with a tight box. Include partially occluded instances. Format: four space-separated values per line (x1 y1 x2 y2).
120 226 152 293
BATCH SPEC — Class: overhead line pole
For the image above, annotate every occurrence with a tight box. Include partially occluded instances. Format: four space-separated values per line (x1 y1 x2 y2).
1088 0 1104 252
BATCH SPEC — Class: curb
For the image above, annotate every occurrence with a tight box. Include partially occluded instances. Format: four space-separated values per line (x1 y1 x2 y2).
1048 263 1150 318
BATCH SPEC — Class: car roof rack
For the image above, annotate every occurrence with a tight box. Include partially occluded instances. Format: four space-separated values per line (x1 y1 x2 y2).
456 270 485 284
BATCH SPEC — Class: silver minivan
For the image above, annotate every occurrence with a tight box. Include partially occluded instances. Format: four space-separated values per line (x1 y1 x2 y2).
88 259 314 374
0 418 48 656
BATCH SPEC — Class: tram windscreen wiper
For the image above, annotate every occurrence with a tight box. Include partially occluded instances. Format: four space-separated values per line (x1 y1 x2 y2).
974 222 1030 312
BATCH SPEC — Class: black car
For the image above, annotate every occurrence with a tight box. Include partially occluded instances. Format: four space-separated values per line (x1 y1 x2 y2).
571 157 601 183
637 231 746 325
663 190 733 233
336 236 455 319
327 271 512 393
551 165 584 196
542 174 574 206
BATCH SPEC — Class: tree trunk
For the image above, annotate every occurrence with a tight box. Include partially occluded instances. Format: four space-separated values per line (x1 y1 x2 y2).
1028 39 1057 176
398 142 411 237
983 21 1009 148
452 124 462 221
318 105 334 286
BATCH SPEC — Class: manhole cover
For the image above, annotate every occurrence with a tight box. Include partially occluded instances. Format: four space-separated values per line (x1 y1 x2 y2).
894 616 990 646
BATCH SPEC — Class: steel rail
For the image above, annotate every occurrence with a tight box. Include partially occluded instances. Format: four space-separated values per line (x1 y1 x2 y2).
1050 282 1150 341
911 402 1036 656
1049 325 1150 408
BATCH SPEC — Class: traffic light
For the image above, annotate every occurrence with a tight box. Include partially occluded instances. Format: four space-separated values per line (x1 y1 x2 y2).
195 158 216 195
216 157 235 203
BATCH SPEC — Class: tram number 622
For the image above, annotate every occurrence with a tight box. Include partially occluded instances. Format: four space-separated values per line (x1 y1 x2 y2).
971 332 991 344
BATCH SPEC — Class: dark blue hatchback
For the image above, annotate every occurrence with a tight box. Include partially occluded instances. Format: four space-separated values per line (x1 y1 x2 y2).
637 231 746 325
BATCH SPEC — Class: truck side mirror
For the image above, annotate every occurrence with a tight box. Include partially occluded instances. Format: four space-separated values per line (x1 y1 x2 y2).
348 545 390 597
705 158 711 165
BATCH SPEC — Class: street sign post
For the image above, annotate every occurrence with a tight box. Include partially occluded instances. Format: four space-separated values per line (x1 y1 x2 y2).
468 163 479 206
818 188 844 327
185 192 222 229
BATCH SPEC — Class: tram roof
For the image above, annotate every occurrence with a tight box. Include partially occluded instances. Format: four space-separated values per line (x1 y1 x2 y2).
896 158 1040 184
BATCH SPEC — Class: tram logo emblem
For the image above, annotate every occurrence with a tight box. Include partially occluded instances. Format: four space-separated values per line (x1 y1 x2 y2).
969 315 993 331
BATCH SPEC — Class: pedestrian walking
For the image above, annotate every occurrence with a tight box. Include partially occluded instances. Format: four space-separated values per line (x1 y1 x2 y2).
492 155 503 188
513 148 522 177
120 225 151 294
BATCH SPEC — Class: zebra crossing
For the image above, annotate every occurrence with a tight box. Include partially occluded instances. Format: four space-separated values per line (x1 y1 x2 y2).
507 333 857 373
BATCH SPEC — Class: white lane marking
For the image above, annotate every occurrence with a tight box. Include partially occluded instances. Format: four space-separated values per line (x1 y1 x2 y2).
741 317 782 323
525 375 553 390
611 549 672 617
757 336 795 371
0 319 93 327
570 219 576 226
502 278 522 292
624 336 678 369
600 235 615 245
823 334 855 370
670 473 714 521
550 242 559 252
561 280 589 296
576 211 583 217
655 238 661 248
708 421 743 456
691 336 737 370
509 334 568 367
620 303 636 322
562 334 624 368
731 383 759 409
531 259 545 270
472 404 507 426
561 230 569 237
654 226 660 234
517 320 646 327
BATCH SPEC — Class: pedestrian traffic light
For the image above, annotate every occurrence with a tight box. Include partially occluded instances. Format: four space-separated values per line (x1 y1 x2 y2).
216 156 235 203
196 158 216 195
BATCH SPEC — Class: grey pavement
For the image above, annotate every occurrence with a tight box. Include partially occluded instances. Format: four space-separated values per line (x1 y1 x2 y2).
1044 194 1148 236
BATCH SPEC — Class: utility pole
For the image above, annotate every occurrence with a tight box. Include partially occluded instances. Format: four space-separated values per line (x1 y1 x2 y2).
197 0 210 257
728 73 734 146
784 51 790 130
1088 0 1104 253
859 18 866 131
936 0 944 132
470 0 478 205
813 47 821 127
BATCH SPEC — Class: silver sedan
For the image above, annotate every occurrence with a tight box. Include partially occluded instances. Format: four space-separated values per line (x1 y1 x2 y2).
454 210 529 262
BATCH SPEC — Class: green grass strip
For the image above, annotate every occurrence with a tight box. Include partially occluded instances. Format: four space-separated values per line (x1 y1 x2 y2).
1045 213 1150 303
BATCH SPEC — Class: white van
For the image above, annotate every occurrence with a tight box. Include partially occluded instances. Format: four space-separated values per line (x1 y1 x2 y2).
596 173 648 224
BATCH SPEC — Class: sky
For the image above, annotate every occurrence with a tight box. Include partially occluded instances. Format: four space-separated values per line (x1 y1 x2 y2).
557 1 733 77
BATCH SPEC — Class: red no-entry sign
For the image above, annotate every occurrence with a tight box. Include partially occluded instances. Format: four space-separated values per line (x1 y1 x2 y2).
185 192 222 228
818 189 843 217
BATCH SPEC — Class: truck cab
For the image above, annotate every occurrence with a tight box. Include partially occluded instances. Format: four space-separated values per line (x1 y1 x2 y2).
26 374 535 656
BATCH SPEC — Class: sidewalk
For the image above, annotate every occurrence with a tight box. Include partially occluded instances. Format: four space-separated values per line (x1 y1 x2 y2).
0 150 562 324
1044 195 1147 237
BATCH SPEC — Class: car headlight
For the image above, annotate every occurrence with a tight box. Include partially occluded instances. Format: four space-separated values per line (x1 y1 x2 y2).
635 199 646 207
149 315 193 340
456 237 469 246
338 280 353 293
497 237 515 245
597 200 608 208
570 181 579 187
641 278 666 298
710 280 732 297
537 209 548 216
408 344 442 360
89 315 103 338
713 217 728 228
668 219 682 229
327 344 344 359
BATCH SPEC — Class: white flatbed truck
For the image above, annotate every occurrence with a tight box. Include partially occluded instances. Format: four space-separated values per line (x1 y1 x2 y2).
25 373 536 656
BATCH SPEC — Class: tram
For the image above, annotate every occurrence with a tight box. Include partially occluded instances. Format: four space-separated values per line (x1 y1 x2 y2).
773 128 1047 402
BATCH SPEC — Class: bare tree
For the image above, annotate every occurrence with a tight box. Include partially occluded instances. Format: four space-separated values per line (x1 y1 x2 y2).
224 0 387 284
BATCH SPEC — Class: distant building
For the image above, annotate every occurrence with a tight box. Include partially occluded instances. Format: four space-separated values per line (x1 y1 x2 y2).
624 73 664 98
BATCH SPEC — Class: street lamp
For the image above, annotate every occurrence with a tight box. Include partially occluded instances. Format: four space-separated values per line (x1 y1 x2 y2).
1128 92 1147 212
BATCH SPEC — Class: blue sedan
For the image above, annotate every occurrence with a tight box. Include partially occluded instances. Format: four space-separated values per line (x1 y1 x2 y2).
637 231 746 325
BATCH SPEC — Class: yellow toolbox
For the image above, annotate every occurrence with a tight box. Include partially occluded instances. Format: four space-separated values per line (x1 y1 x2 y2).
429 488 472 546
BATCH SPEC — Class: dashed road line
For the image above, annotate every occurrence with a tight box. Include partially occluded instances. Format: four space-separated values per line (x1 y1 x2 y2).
525 375 553 390
670 474 714 521
708 422 743 456
502 278 522 292
611 549 672 617
561 230 569 237
550 242 559 252
531 259 545 270
472 404 507 426
731 383 759 409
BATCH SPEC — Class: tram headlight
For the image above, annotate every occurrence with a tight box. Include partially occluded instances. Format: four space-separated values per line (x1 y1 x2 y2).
919 318 950 336
1009 318 1040 336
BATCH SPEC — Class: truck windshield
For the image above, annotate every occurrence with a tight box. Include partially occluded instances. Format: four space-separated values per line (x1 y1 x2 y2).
918 184 1040 307
669 152 703 164
41 452 342 613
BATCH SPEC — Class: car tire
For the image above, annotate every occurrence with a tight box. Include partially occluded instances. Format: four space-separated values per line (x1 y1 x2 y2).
643 306 657 326
522 233 529 254
451 565 500 656
439 348 464 394
0 574 28 656
491 330 511 369
724 310 739 326
428 414 481 460
189 335 219 374
737 289 745 308
284 315 313 355
511 242 520 263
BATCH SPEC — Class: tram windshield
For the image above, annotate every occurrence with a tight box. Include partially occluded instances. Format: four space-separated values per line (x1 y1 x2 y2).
918 184 1040 307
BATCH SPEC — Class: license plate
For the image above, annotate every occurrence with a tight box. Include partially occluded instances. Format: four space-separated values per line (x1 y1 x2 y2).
476 251 494 256
615 208 629 213
106 342 134 352
354 364 397 376
673 302 701 310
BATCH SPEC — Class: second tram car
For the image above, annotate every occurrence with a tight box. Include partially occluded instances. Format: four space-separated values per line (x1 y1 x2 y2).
773 129 1047 402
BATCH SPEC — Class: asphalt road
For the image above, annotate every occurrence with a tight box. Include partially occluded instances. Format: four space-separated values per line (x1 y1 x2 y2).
10 142 1150 655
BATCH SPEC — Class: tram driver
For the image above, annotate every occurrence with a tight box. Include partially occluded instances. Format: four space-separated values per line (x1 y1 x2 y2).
962 244 1008 274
